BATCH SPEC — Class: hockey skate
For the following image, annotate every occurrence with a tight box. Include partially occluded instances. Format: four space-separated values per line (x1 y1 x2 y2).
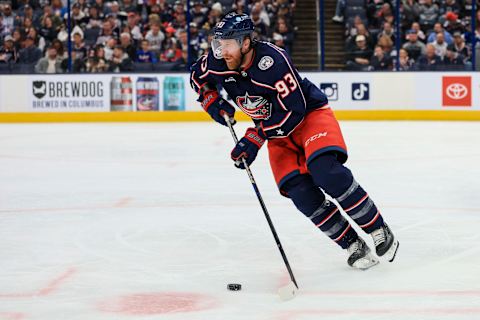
347 238 379 270
371 223 399 262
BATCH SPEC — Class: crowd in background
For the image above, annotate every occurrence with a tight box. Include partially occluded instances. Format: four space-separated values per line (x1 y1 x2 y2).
333 0 477 70
0 0 296 73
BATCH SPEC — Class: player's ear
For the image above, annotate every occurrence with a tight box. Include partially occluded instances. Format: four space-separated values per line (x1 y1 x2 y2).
242 36 251 51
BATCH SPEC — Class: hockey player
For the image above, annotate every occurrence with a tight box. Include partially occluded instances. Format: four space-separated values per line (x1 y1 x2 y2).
190 12 399 269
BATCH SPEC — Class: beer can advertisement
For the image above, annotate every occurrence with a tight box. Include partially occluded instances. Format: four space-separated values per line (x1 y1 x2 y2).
163 76 185 111
111 77 134 111
136 77 159 111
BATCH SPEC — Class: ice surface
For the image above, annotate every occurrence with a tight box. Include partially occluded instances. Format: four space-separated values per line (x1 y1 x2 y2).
0 121 479 320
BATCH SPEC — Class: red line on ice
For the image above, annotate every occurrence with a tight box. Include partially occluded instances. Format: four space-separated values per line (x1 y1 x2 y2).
0 267 76 298
0 312 26 320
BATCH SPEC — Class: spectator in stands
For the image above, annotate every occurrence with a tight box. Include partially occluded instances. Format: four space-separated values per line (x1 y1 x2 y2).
439 0 461 22
377 21 395 44
72 32 87 61
37 5 62 31
66 3 86 25
51 39 67 59
427 22 453 44
415 43 442 70
443 12 465 35
85 5 103 30
443 45 465 69
39 16 58 44
145 22 164 55
232 0 245 15
104 38 116 60
85 45 107 72
276 3 292 23
126 12 142 42
252 2 271 27
251 6 269 39
28 28 46 53
402 0 420 30
403 29 426 61
21 5 35 26
21 17 34 39
345 34 373 71
355 23 374 49
35 46 63 73
418 0 439 32
410 22 426 42
120 0 136 14
190 1 207 28
1 4 16 34
370 45 392 70
160 38 182 62
450 31 469 60
396 48 414 70
96 21 115 45
377 34 395 57
136 39 157 63
0 35 17 63
376 3 394 26
105 13 121 36
273 17 294 55
432 32 448 59
172 2 187 30
105 2 122 29
11 28 23 52
187 22 208 59
51 0 67 18
205 2 223 30
18 35 42 64
120 32 136 60
108 45 133 72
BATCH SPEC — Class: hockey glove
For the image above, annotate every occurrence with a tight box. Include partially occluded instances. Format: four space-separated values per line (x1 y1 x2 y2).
231 127 267 169
201 89 236 126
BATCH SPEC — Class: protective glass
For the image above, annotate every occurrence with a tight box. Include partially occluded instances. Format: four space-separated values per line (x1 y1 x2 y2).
211 38 242 59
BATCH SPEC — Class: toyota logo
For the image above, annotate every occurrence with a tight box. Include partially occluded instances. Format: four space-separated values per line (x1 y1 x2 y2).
446 83 468 100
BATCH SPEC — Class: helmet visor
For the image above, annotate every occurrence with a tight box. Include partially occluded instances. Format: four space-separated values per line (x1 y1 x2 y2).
211 37 242 59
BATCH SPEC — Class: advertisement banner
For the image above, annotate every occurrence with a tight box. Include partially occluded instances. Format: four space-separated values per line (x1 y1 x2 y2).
0 71 476 114
29 76 109 112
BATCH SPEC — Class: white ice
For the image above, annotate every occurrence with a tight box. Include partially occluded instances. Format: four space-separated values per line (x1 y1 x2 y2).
0 121 479 320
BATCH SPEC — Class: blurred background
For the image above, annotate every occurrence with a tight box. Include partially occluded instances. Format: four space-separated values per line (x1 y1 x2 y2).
0 0 477 74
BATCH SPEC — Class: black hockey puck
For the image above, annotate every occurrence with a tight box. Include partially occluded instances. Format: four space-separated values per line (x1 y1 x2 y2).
227 283 242 291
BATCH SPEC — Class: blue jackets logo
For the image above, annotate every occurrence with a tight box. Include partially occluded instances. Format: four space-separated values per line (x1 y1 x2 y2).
320 83 338 101
352 83 369 101
236 91 271 120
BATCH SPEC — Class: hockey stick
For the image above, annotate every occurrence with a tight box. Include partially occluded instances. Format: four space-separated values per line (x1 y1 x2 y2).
223 114 298 301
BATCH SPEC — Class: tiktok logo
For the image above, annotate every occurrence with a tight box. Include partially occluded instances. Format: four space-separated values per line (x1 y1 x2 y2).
352 83 370 101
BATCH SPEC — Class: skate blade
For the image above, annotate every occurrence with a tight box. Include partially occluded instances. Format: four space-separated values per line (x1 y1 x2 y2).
351 255 379 270
385 240 399 262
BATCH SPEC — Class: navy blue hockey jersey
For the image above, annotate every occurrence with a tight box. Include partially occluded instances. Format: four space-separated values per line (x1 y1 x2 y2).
190 41 328 139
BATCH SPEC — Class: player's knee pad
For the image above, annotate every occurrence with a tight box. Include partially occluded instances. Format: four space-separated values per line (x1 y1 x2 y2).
282 174 325 216
307 152 354 198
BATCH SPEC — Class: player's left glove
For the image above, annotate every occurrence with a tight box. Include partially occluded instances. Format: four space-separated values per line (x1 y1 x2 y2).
231 127 267 169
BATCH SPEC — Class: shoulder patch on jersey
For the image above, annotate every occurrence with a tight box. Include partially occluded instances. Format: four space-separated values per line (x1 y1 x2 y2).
258 56 274 70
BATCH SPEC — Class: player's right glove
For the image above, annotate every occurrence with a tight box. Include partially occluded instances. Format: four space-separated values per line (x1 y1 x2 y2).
200 89 236 126
230 127 267 169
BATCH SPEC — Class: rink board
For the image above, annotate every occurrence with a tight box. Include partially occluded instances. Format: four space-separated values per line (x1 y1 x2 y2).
0 72 479 122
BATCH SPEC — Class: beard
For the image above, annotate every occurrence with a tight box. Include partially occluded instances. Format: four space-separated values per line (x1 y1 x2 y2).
225 57 242 70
